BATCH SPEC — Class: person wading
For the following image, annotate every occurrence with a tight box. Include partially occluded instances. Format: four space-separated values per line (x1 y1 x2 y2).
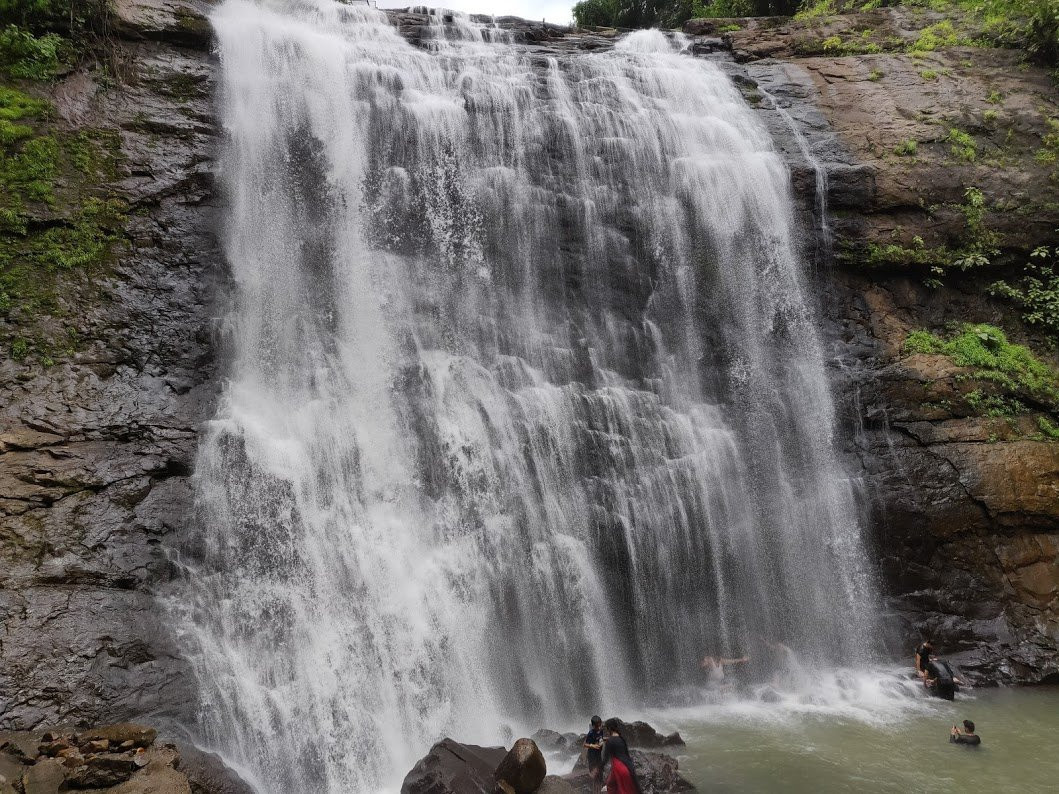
950 719 981 746
914 639 934 680
602 718 641 794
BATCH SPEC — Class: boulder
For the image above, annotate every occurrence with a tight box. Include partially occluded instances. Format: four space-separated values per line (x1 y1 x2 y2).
618 722 684 749
493 739 546 794
530 730 566 752
21 759 64 794
64 752 139 787
0 753 26 793
630 749 695 793
401 738 508 794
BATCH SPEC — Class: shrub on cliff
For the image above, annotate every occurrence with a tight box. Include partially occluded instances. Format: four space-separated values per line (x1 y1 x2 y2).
0 0 109 36
572 0 800 28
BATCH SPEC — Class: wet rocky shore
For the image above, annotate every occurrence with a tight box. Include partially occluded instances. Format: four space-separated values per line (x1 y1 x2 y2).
402 721 693 794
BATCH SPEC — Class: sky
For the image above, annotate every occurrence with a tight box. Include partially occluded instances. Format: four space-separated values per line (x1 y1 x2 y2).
376 1 575 26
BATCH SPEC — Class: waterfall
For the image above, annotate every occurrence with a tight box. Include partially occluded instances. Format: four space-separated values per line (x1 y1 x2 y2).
182 1 878 790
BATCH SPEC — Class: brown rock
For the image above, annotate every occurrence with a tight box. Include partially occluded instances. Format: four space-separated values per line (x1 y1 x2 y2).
79 724 157 750
537 775 579 794
79 739 111 754
109 765 193 794
21 759 64 794
494 738 546 794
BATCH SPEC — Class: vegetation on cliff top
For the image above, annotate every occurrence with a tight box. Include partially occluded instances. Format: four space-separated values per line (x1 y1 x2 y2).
573 0 799 29
572 0 1059 66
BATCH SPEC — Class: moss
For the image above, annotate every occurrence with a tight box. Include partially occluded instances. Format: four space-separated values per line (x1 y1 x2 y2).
1039 415 1059 439
0 78 126 365
947 127 978 162
894 138 918 155
911 19 972 51
868 68 884 80
902 323 1059 412
920 69 939 79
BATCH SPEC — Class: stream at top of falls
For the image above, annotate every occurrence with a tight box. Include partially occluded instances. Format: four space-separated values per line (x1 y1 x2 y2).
175 1 900 791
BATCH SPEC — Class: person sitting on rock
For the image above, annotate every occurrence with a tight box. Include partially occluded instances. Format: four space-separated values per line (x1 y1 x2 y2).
914 639 934 680
602 718 641 794
583 715 605 789
950 719 981 746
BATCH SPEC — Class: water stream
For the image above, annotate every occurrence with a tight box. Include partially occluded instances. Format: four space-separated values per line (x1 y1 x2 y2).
182 2 882 790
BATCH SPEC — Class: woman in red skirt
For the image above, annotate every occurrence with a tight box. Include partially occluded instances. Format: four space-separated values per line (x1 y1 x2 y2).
602 718 642 794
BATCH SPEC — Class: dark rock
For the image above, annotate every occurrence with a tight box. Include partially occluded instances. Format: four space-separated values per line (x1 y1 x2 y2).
493 738 546 794
401 738 508 794
630 749 695 794
172 742 256 794
65 752 139 787
530 730 572 753
618 721 685 749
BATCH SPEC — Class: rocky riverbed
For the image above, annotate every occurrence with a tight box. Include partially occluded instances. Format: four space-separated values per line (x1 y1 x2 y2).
0 721 251 794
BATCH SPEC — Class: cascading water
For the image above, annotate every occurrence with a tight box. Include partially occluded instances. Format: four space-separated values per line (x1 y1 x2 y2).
182 1 879 790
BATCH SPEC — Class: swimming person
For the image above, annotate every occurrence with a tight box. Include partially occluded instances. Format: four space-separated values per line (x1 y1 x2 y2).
583 715 605 790
950 719 981 746
602 718 641 794
915 639 934 680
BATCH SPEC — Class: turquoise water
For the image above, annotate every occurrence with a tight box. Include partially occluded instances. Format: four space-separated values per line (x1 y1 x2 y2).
660 686 1059 793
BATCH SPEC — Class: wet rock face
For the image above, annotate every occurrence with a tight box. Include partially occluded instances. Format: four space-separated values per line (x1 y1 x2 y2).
0 0 220 729
700 7 1059 683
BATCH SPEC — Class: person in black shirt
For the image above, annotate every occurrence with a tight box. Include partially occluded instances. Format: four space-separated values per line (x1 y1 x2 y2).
914 640 934 680
950 719 981 746
602 719 641 794
583 715 605 790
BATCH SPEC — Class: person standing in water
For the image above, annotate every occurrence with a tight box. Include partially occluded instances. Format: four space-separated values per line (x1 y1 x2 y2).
950 719 981 746
602 718 641 794
701 653 750 690
583 715 605 790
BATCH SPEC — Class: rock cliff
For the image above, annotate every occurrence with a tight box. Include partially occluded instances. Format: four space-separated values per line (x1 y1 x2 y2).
0 0 218 730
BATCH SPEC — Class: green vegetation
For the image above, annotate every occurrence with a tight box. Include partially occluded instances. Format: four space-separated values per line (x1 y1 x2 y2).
572 0 800 28
903 323 1059 412
920 68 938 79
895 138 918 155
988 239 1059 338
0 25 66 79
855 188 1001 288
868 67 884 80
911 19 969 51
947 127 977 162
